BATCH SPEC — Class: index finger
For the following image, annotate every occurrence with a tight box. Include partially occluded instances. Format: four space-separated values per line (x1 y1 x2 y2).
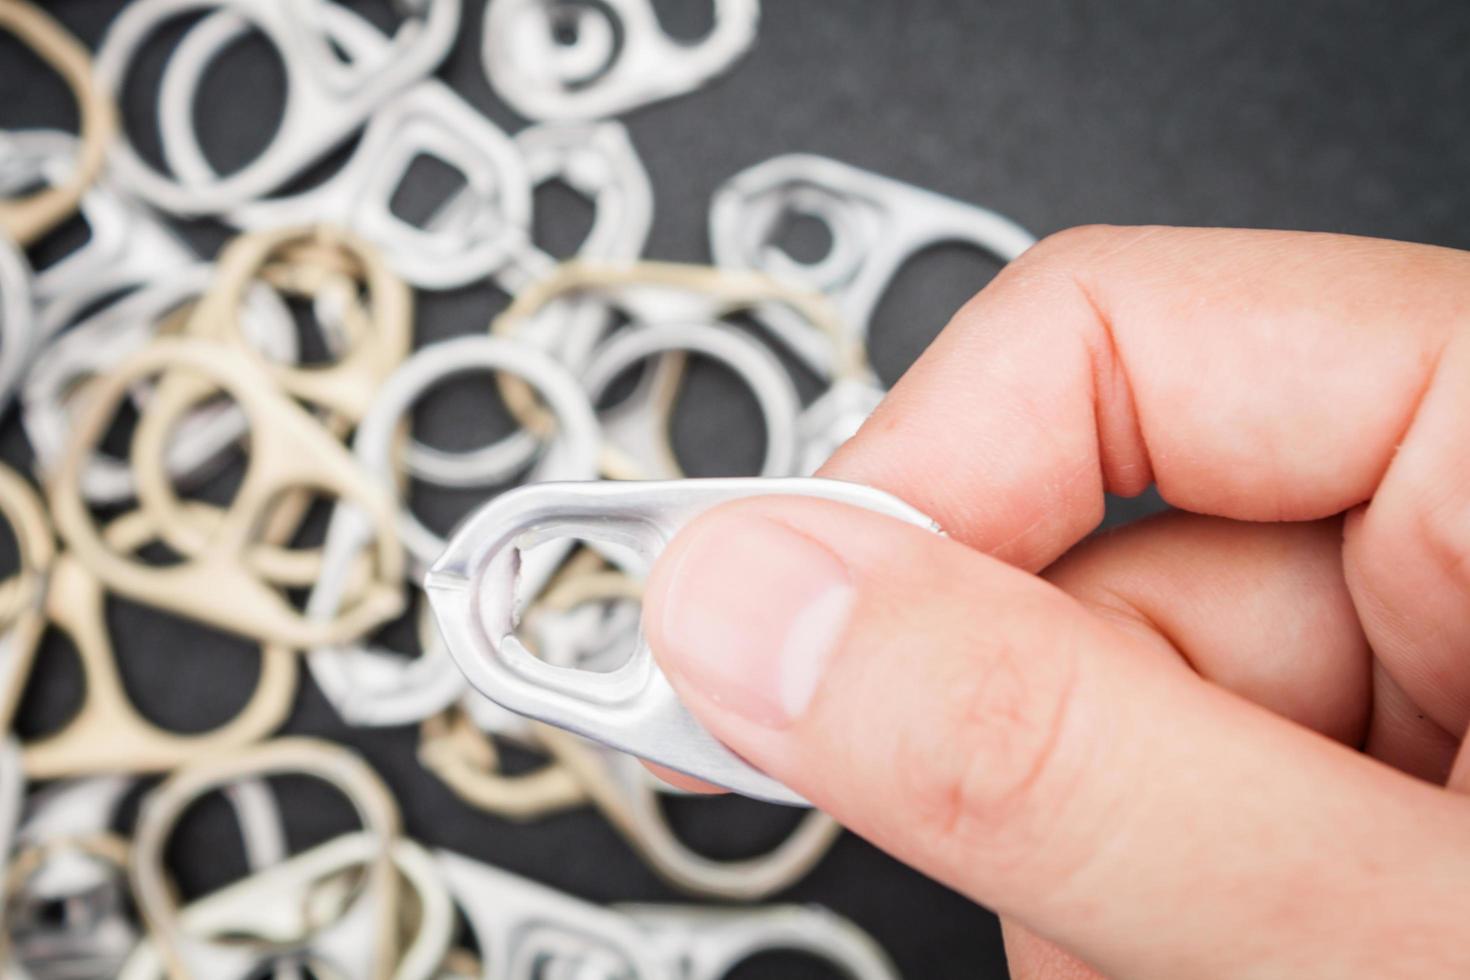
825 225 1466 571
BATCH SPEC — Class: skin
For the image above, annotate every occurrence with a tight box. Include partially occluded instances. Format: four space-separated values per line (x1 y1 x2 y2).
642 226 1470 978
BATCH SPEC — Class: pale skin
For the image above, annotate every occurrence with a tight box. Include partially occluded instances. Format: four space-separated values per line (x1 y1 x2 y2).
640 226 1470 978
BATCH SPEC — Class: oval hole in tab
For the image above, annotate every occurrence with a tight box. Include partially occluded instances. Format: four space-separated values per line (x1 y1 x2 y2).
514 546 641 675
0 27 77 133
668 354 766 477
655 790 808 863
531 178 597 261
725 949 853 980
12 630 85 741
109 594 263 735
648 0 717 42
769 208 835 268
389 153 470 232
189 21 288 179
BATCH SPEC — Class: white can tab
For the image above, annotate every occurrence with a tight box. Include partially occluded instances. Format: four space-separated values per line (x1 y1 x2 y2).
426 477 940 806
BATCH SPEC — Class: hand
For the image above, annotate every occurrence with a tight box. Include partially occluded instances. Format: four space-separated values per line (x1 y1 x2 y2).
641 226 1470 979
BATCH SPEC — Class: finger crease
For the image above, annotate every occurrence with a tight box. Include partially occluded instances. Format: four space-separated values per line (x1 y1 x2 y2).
1070 268 1156 499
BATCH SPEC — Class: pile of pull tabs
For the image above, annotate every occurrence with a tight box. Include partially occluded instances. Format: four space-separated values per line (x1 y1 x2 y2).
0 0 1038 976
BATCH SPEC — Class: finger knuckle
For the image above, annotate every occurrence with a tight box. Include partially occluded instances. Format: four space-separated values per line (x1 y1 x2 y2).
1024 224 1134 268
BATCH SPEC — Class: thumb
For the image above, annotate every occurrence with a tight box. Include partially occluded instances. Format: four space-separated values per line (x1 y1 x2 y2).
642 495 1470 979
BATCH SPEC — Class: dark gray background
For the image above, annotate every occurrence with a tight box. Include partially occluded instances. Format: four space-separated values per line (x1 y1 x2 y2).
4 1 1470 976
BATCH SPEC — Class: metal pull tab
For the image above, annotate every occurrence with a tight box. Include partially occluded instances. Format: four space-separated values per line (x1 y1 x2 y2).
95 0 461 215
49 337 406 650
425 477 939 805
617 904 902 980
0 1 115 246
125 739 405 980
155 2 532 290
0 230 37 416
306 335 602 727
182 224 412 423
18 530 299 779
4 131 197 339
22 263 300 506
482 0 760 121
582 322 803 481
434 847 665 979
711 153 1037 375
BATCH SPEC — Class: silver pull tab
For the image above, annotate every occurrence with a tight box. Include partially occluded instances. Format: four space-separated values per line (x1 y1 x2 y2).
425 477 939 805
482 0 760 121
95 0 462 215
710 153 1036 375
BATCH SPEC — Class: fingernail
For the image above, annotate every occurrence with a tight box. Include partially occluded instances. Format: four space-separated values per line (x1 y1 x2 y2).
654 511 855 728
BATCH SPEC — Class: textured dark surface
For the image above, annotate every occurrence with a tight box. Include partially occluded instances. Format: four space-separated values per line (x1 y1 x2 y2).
4 1 1470 976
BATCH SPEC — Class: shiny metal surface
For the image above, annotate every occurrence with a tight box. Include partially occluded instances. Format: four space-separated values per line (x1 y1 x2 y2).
426 477 940 804
307 336 601 727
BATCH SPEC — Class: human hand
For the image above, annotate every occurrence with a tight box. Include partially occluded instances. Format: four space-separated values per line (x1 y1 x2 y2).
641 226 1470 978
